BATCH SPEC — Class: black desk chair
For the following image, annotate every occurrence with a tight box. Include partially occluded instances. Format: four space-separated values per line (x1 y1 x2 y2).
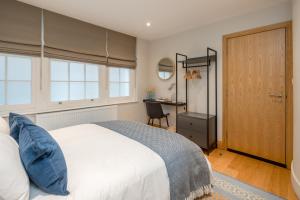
145 102 169 128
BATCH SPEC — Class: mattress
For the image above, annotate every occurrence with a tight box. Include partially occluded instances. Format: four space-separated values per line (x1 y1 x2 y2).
29 124 170 200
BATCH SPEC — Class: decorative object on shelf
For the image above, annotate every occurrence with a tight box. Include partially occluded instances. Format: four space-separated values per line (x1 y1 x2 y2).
146 87 156 100
192 70 201 79
175 47 218 153
184 69 201 80
184 70 192 80
157 58 175 80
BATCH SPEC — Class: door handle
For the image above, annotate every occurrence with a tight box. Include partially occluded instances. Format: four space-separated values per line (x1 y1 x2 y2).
268 93 284 98
269 94 283 98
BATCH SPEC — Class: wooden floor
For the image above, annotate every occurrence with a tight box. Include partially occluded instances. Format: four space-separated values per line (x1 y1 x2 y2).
207 149 298 200
154 125 298 199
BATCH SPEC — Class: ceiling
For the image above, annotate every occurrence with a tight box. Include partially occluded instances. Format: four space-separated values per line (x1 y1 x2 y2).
19 0 290 40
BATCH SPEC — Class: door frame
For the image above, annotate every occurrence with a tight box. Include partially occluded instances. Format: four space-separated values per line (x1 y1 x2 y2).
222 21 293 168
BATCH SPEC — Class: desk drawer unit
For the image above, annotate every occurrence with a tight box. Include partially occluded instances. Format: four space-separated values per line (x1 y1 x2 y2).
177 112 216 150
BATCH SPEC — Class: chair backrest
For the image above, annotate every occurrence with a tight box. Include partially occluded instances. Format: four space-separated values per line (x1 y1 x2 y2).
145 102 164 118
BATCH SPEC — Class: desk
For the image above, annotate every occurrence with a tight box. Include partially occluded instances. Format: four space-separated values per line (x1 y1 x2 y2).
143 99 186 106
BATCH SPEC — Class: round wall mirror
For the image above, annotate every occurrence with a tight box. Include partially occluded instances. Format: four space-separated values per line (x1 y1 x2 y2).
157 58 174 80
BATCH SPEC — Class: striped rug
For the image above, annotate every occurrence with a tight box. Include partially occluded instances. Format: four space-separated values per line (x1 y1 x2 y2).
201 172 284 200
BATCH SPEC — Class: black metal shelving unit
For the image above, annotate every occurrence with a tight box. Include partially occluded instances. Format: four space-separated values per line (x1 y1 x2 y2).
175 47 218 152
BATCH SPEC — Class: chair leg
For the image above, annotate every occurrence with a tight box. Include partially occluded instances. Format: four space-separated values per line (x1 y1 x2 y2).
166 116 169 127
148 118 151 125
159 118 161 128
151 119 154 126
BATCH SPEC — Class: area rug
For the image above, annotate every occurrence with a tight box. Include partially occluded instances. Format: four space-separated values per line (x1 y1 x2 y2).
201 172 284 200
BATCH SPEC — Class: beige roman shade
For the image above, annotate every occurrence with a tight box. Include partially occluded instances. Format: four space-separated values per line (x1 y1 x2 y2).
0 0 42 56
107 30 137 68
44 10 107 64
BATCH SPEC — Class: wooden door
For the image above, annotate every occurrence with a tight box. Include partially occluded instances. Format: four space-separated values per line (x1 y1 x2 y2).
227 28 286 164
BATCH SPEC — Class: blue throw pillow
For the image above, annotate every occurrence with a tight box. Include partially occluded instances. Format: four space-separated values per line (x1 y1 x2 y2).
9 113 33 143
9 113 69 196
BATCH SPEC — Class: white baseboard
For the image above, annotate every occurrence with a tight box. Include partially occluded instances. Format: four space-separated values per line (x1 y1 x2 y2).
291 161 300 199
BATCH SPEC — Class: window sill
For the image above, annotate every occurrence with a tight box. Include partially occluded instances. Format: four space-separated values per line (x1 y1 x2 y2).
0 99 140 117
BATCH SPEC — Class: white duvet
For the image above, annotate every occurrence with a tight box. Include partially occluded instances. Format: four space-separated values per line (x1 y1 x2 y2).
29 124 170 200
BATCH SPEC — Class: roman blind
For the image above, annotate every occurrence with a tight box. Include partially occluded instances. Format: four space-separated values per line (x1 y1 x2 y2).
44 10 107 64
107 30 136 68
0 0 42 56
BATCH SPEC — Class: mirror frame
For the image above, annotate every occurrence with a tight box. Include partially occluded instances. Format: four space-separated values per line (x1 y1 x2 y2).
157 57 175 81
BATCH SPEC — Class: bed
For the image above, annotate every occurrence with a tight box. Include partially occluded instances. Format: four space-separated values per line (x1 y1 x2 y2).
29 121 212 200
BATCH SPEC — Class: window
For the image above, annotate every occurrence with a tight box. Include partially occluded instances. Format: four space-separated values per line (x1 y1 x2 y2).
50 59 100 102
0 54 32 105
108 67 131 98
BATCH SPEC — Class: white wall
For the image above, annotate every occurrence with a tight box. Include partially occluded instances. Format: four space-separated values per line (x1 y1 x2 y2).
292 0 300 198
118 38 150 123
148 2 292 141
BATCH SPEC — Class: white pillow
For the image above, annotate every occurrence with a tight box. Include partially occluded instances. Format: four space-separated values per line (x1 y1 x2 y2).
0 134 29 200
0 117 10 135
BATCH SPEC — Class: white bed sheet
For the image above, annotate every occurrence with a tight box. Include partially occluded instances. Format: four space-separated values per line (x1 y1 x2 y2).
29 124 170 200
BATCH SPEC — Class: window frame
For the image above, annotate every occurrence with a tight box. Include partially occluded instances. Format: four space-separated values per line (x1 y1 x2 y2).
43 58 106 109
49 59 102 102
106 66 136 104
0 56 138 116
0 53 39 114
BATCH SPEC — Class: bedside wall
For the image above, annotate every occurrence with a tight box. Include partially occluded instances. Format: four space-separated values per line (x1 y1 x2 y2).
148 2 292 141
